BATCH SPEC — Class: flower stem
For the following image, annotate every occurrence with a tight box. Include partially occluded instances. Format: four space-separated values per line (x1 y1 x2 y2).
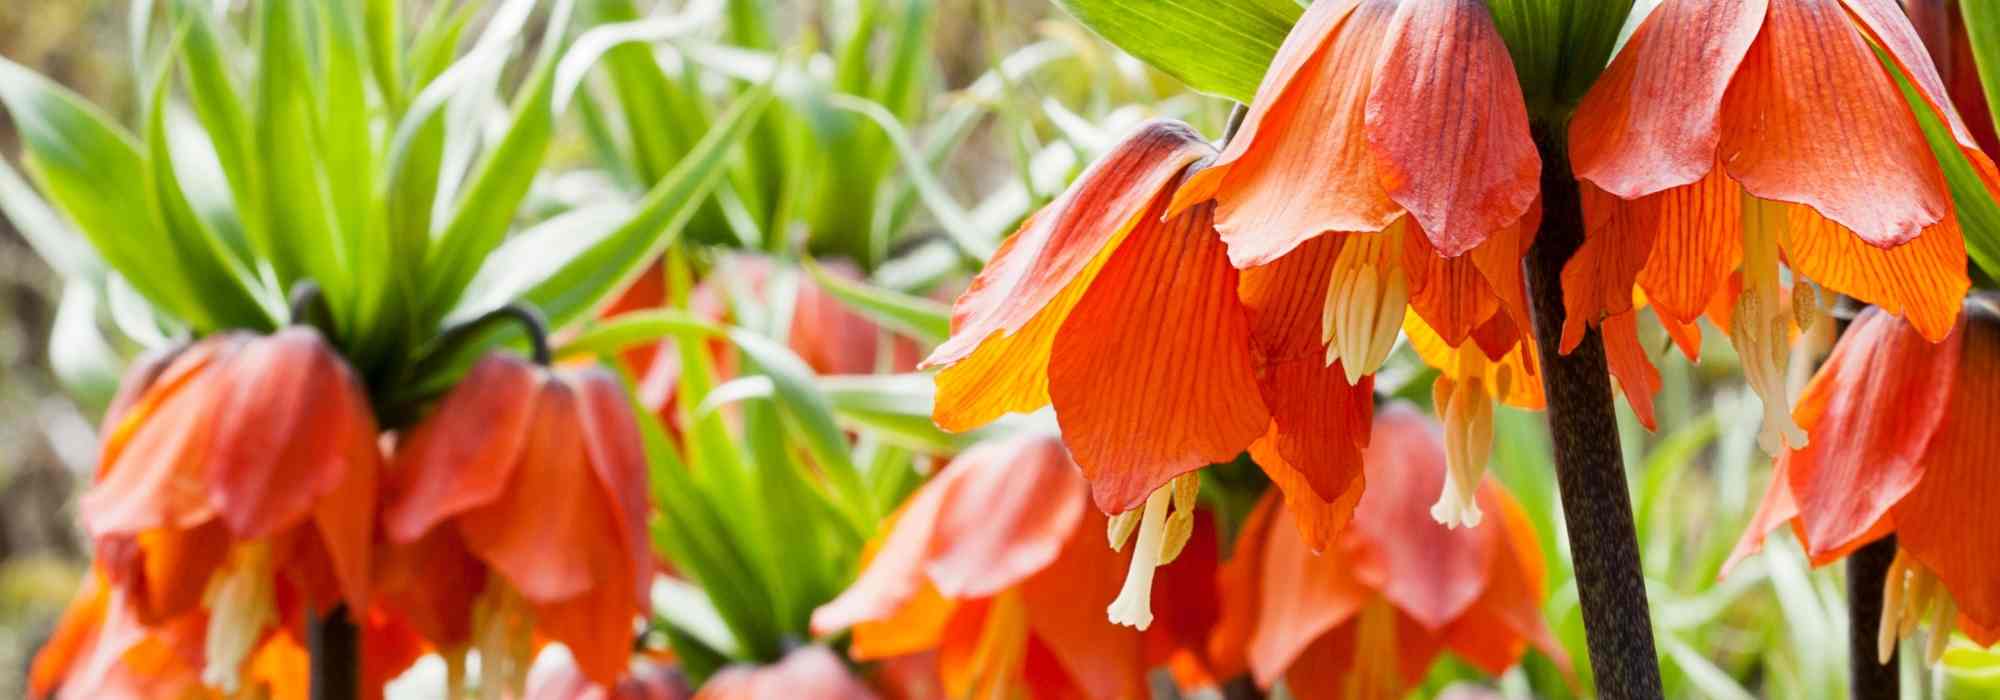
1524 125 1663 699
308 604 360 700
1849 535 1901 699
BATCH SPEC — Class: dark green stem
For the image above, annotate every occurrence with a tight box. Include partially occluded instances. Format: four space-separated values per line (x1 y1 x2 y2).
288 280 337 336
308 605 360 700
1524 124 1664 699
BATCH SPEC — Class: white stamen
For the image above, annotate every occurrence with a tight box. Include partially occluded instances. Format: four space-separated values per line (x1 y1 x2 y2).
1431 359 1494 529
1323 228 1409 384
1107 486 1173 630
1877 548 1962 667
1733 196 1808 454
472 582 537 700
202 542 276 693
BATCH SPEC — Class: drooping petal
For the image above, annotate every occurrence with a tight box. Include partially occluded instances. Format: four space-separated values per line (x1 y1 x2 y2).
205 328 379 540
1176 0 1404 267
696 646 877 700
1365 0 1539 257
1249 437 1366 554
1562 184 1658 352
1406 315 1544 410
1889 309 2000 632
1352 405 1497 630
926 121 1214 369
95 521 231 625
458 382 611 603
1569 0 1767 197
376 528 485 649
1635 170 1744 324
1444 485 1566 675
81 350 224 538
1719 0 1952 247
1017 509 1148 700
1048 200 1269 513
812 468 954 636
923 435 1088 598
533 561 642 686
1723 454 1799 577
790 260 888 375
1601 310 1663 430
1782 203 1968 342
385 355 541 543
1246 502 1376 687
1279 603 1443 697
850 583 957 661
1786 308 1960 560
1842 0 2000 173
1907 0 2000 156
310 430 377 610
572 368 657 609
1404 225 1504 347
1209 493 1280 681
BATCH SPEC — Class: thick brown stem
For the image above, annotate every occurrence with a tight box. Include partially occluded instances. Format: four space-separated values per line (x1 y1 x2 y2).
1848 535 1901 699
1524 125 1664 699
309 605 360 700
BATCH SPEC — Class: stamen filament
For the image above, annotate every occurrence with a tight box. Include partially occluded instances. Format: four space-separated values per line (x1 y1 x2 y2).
1732 196 1808 454
1106 485 1173 630
203 541 276 693
1323 228 1409 384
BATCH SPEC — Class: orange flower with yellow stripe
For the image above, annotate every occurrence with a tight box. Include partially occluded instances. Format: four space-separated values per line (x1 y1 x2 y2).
1566 0 1998 452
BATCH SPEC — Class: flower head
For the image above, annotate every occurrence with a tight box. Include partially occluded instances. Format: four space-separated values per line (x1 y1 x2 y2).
813 434 1217 699
80 327 380 691
1566 0 1999 452
384 353 655 694
525 649 694 700
1728 299 2000 661
1210 405 1565 696
695 646 877 700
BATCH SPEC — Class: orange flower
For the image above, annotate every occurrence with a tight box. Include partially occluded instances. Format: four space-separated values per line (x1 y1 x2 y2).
695 646 877 700
812 434 1224 699
922 119 1376 626
1727 300 2000 662
80 328 380 692
1209 405 1564 698
1566 0 1998 452
1162 0 1559 529
525 650 693 700
30 572 423 700
384 353 654 694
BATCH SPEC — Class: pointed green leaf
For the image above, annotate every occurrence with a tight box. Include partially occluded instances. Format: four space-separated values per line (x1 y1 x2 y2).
1051 0 1301 104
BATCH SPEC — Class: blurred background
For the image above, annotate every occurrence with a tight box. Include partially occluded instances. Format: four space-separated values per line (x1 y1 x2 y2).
0 1 1993 698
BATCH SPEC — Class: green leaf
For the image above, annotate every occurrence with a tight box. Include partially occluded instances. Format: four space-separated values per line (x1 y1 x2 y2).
1959 0 2000 148
49 280 125 411
1882 44 2000 284
1050 0 1302 104
520 84 775 329
171 0 265 265
143 70 275 331
255 0 351 310
1484 0 1637 116
802 258 949 343
0 57 206 324
419 0 576 324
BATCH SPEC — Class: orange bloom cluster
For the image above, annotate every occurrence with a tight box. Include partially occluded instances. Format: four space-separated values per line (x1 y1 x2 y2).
1729 300 2000 661
1211 405 1563 699
1566 0 1999 453
811 434 1215 698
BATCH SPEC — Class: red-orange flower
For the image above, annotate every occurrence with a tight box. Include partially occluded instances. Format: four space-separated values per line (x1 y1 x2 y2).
384 353 654 693
1567 0 1998 452
1209 405 1564 697
812 434 1218 699
81 328 380 691
1727 300 2000 661
694 646 878 700
1163 0 1561 528
922 120 1375 616
525 651 693 700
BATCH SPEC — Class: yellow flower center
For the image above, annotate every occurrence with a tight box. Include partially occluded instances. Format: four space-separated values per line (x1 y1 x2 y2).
1880 548 1961 665
203 541 276 694
1732 196 1808 454
1322 226 1410 384
1106 474 1199 630
471 581 537 700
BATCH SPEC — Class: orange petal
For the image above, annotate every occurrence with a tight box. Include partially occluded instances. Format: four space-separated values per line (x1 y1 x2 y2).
533 563 641 686
1048 201 1269 513
1365 0 1539 257
376 528 484 649
95 520 230 625
930 122 1215 431
1569 0 1764 198
310 429 377 610
1782 202 1968 343
1017 509 1148 700
1562 184 1657 353
1177 0 1403 267
81 339 232 537
1635 169 1744 325
1278 603 1444 696
205 328 380 540
1470 206 1539 346
1843 0 2000 168
813 466 954 636
1658 311 1705 361
1908 0 2000 156
791 260 887 375
1445 483 1566 675
1236 234 1378 503
1601 310 1663 431
850 582 958 661
385 355 541 543
923 435 1088 597
1249 436 1366 554
1208 492 1279 681
1719 0 1951 247
572 368 656 609
28 575 110 698
1404 216 1503 347
1150 511 1223 664
1888 309 2000 632
1351 405 1497 630
458 382 612 603
1785 308 1960 560
1723 454 1798 577
1246 501 1374 687
1406 314 1544 410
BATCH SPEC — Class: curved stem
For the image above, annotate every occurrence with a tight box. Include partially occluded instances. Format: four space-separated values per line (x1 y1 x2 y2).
288 280 336 335
1524 125 1664 699
308 605 359 700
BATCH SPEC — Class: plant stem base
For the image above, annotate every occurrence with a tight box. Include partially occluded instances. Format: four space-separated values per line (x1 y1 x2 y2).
1849 536 1900 699
309 605 360 700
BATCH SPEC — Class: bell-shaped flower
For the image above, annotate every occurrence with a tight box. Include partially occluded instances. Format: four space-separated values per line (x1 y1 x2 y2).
383 353 654 696
694 646 878 700
1728 299 2000 662
813 433 1225 698
525 649 693 700
1566 0 2000 453
80 328 380 692
1209 405 1565 697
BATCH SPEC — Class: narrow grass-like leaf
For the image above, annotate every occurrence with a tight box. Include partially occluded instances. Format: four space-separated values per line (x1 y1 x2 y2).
1051 0 1301 104
802 258 949 342
144 71 273 330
